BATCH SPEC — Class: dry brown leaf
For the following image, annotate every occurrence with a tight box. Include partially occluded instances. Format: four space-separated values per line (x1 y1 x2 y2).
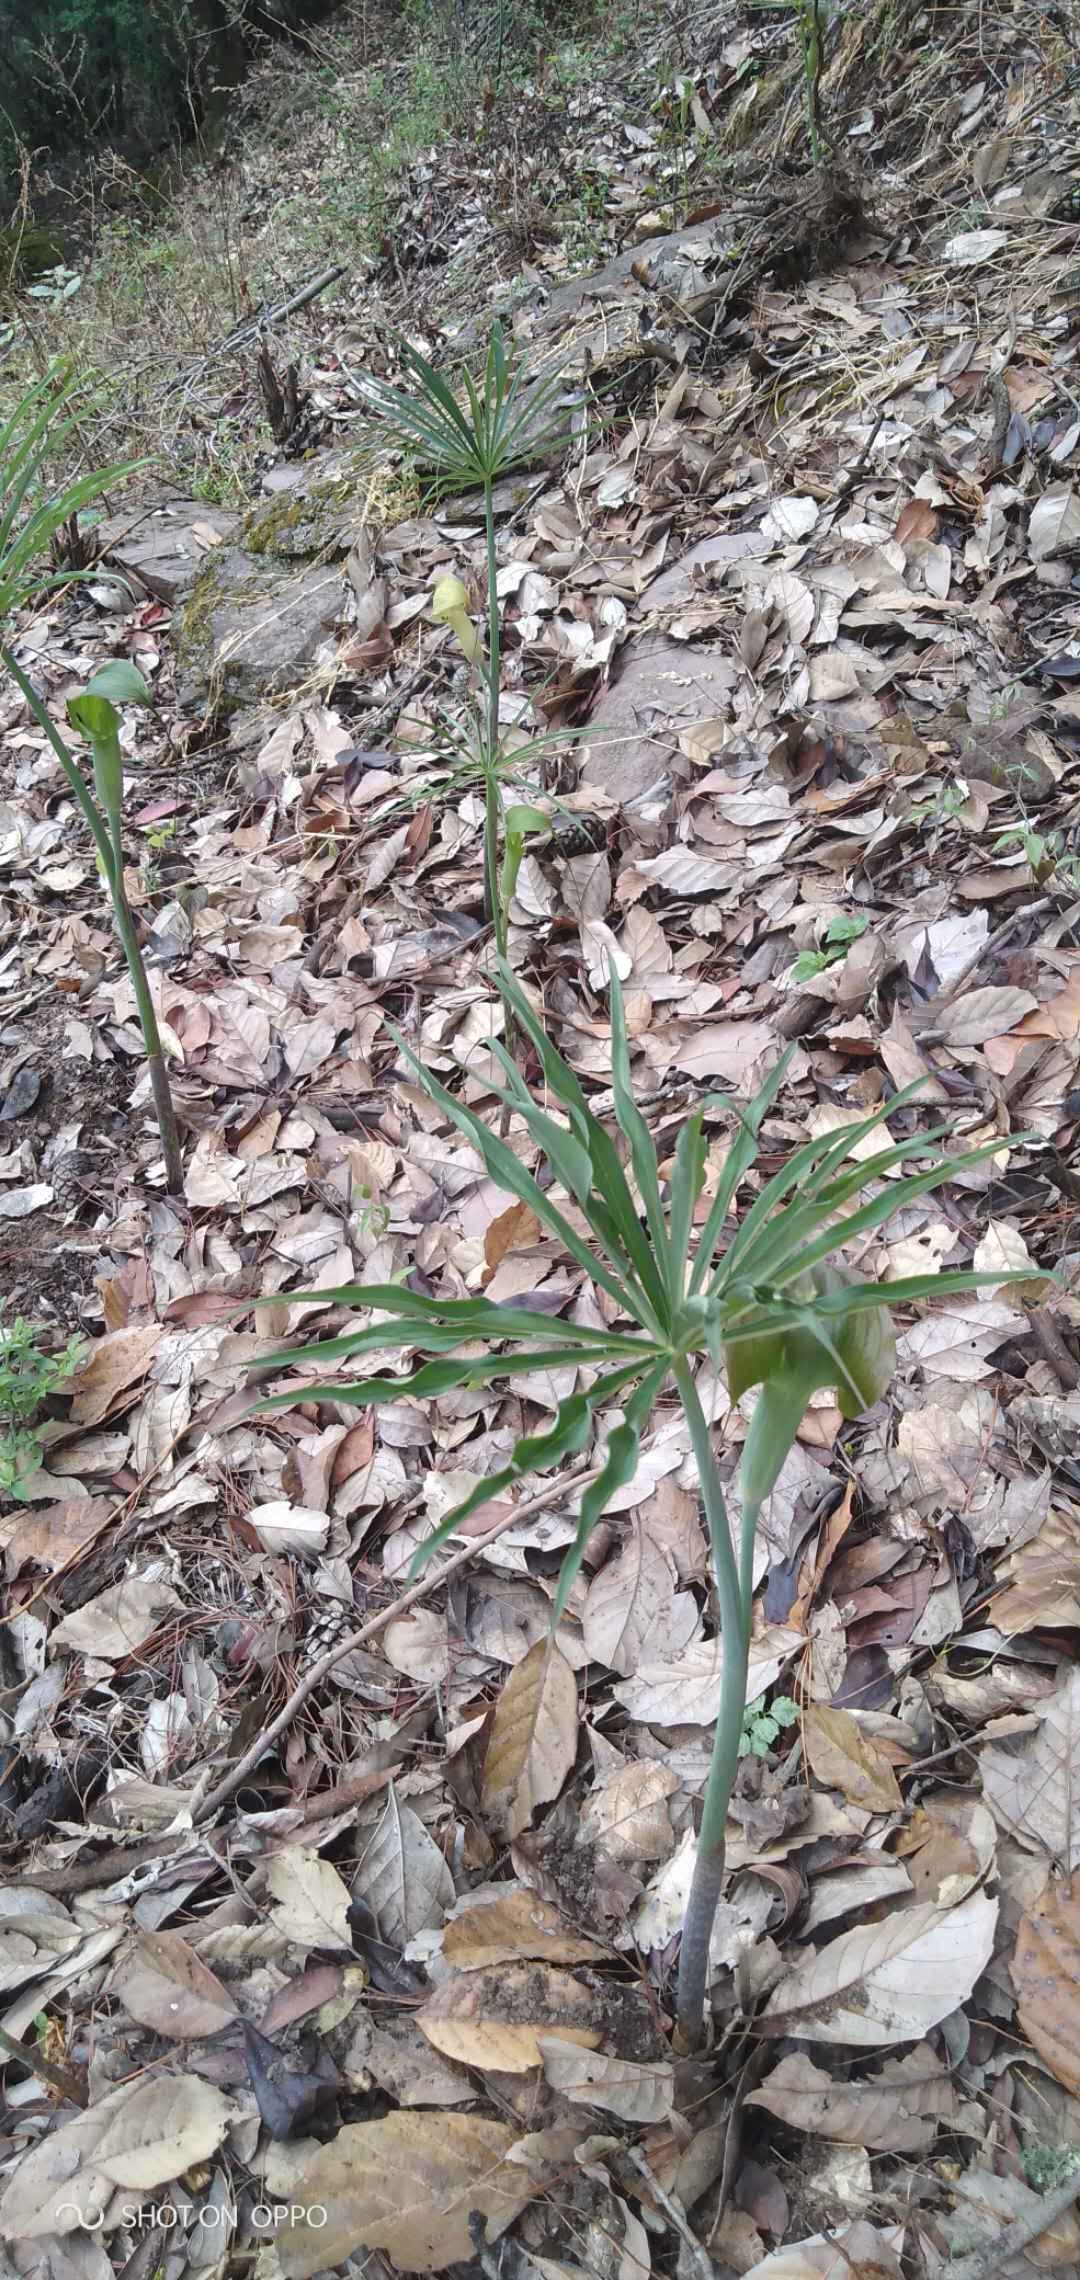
982 1666 1080 1870
354 1786 455 1947
738 2220 903 2279
760 1891 997 2046
803 1707 903 1812
1013 1868 1080 2095
663 1018 775 1083
94 2073 232 2191
69 1326 163 1425
274 2113 536 2276
934 985 1038 1045
113 1930 237 2039
417 1962 604 2071
266 1847 352 1950
581 1520 671 1676
50 1572 183 1660
538 2036 674 2121
747 2045 957 2153
482 1637 578 1838
580 1760 680 1864
993 1508 1080 1636
382 1607 450 1683
443 1886 610 1969
483 1200 541 1278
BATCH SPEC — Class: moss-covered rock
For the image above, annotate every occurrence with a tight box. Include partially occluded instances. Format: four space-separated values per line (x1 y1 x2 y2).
174 544 344 722
242 454 373 561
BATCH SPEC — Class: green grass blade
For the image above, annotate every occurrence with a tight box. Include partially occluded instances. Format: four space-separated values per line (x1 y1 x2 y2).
258 1340 650 1404
389 1023 638 1316
607 962 668 1272
715 1087 928 1290
494 960 670 1324
754 1145 1010 1291
487 1042 665 1325
409 1360 647 1575
668 1107 707 1303
689 1049 793 1295
550 1360 668 1623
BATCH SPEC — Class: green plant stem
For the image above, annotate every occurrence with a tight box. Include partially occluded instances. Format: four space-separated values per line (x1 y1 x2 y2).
482 473 505 957
3 646 184 1195
673 1360 751 2049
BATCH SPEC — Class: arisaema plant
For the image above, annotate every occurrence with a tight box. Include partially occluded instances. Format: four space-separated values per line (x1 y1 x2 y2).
0 364 182 1191
258 957 1026 2046
351 325 569 956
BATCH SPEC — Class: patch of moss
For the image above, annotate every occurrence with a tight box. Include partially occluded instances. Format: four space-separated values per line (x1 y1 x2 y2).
242 475 359 560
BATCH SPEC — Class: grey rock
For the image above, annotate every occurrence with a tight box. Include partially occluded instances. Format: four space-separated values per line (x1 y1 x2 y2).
174 546 345 721
581 635 739 805
97 503 238 605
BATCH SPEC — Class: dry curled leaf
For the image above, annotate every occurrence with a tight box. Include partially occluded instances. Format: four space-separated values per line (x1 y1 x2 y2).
803 1707 903 1813
747 2045 957 2153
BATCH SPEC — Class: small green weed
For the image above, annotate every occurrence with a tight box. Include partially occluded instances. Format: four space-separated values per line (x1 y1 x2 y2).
740 1692 799 1758
790 913 868 985
0 1315 84 1502
1022 2141 1080 2194
995 824 1080 890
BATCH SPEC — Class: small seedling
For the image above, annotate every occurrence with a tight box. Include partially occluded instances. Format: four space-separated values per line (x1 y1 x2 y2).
350 325 570 961
0 1314 84 1502
995 824 1080 890
789 912 868 984
739 1692 799 1758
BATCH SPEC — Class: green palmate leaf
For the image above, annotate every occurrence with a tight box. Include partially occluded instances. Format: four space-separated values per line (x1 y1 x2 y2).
493 962 670 1325
409 1360 648 1572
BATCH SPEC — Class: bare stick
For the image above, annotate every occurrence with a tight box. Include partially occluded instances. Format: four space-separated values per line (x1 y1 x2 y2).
938 2166 1080 2280
192 1460 603 1827
163 265 346 397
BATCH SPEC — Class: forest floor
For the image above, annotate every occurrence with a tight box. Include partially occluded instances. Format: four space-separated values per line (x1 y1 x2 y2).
2 0 1080 2274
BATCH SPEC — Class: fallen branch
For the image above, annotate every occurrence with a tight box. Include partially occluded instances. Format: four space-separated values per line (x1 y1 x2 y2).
940 2165 1080 2280
163 263 346 398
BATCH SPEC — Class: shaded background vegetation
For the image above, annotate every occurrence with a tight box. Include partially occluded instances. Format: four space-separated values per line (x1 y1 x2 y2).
1 0 340 193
